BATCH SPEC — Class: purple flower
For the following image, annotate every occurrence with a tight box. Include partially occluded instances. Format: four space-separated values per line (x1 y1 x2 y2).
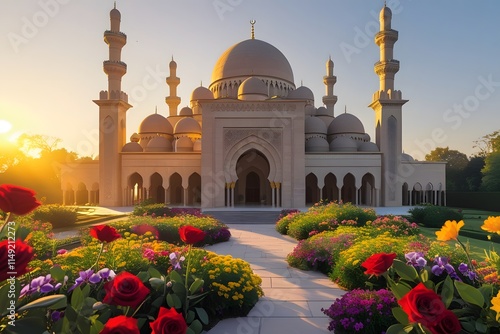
169 252 185 270
405 252 427 269
51 310 64 322
432 257 459 279
458 263 477 281
69 269 101 291
20 274 62 297
97 268 115 281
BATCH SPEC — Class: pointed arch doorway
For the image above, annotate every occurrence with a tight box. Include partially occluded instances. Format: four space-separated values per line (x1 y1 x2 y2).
234 149 272 206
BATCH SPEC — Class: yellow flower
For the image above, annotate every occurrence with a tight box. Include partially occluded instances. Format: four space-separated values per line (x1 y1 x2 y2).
435 220 464 241
491 291 500 321
481 216 500 235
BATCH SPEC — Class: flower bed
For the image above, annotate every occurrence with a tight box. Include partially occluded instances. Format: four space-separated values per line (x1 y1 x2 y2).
0 184 262 333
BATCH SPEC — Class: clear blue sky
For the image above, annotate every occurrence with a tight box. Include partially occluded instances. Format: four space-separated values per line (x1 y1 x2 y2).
1 0 499 160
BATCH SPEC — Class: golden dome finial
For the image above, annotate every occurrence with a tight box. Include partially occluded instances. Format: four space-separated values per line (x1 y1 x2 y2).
250 20 256 39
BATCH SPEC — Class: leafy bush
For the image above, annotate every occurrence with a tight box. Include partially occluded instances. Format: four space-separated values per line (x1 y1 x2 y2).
287 231 356 273
32 204 78 228
409 205 463 228
132 203 173 217
365 215 421 237
286 202 376 240
330 233 412 290
275 210 301 235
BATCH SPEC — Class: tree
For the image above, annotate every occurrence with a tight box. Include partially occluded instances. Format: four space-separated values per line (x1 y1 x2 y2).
474 130 500 157
463 156 485 191
425 147 469 191
481 152 500 191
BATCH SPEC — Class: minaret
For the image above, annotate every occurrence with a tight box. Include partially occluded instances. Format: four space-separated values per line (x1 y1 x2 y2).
368 4 408 206
322 56 338 116
94 5 132 206
165 57 181 117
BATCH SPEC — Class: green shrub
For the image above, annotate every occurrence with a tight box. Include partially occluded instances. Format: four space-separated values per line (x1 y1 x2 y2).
409 205 463 228
132 203 173 217
286 202 376 240
275 210 301 234
33 205 78 228
330 233 412 290
287 231 357 273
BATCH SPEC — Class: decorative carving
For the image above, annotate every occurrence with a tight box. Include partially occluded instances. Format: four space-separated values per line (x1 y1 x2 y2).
211 102 297 112
223 128 282 152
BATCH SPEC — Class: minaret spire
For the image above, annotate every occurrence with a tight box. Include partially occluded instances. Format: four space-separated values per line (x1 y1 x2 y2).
322 56 338 116
103 5 127 95
166 57 181 116
250 20 256 39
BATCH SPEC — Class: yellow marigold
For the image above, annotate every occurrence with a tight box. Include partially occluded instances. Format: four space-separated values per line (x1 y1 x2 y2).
224 293 229 299
435 220 464 241
481 216 500 235
209 275 215 280
191 268 196 273
492 291 500 321
224 267 231 273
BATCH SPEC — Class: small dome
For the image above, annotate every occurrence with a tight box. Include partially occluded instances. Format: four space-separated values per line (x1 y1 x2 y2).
305 137 329 153
169 59 177 69
329 137 358 152
288 86 314 101
179 107 193 116
174 117 201 135
130 133 140 142
175 136 193 152
305 116 327 135
190 86 214 101
110 8 121 20
145 136 172 152
139 113 173 134
358 142 379 152
122 142 143 152
193 139 202 152
402 153 415 162
315 106 329 116
328 113 365 135
238 77 268 100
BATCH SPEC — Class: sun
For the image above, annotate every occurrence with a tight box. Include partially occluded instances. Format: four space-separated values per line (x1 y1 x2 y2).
0 120 12 134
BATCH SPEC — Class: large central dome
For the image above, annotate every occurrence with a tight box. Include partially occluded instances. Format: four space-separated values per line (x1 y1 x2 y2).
209 39 295 99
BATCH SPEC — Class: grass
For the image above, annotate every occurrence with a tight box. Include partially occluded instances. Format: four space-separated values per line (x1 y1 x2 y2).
416 207 500 261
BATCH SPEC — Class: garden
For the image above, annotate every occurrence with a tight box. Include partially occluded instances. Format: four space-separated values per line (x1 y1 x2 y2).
0 185 263 333
276 201 500 333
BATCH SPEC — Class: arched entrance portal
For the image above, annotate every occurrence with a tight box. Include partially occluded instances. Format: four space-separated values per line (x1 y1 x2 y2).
234 149 272 206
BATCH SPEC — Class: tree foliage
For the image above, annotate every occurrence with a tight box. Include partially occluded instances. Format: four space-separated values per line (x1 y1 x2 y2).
474 130 500 157
425 147 469 191
481 152 500 191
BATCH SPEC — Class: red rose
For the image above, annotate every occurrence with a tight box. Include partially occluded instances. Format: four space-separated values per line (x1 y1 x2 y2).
90 225 121 243
399 283 447 327
361 252 397 276
0 239 34 281
150 307 187 334
0 184 41 215
428 310 461 334
100 315 140 334
179 226 205 245
103 271 150 309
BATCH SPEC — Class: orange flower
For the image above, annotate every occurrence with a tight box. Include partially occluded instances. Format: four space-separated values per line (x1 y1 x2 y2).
481 216 500 235
435 220 464 241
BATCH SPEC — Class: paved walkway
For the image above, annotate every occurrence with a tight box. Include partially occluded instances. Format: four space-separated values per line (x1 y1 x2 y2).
204 224 345 334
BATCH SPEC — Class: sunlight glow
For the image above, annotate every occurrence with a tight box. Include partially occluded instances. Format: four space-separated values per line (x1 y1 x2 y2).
0 120 12 134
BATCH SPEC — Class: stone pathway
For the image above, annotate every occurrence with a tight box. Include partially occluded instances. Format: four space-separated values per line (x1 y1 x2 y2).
204 224 344 334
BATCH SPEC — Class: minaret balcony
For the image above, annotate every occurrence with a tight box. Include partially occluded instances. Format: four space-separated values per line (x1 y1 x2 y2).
104 30 127 46
103 60 127 75
374 60 400 75
323 75 337 85
375 30 398 45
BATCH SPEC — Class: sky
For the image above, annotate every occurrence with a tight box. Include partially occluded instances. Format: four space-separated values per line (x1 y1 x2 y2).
1 0 499 160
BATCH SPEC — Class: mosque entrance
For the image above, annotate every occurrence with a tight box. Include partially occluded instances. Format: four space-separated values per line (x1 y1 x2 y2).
234 149 272 206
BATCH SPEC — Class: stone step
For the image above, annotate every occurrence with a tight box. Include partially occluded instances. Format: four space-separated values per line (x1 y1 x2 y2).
203 210 281 224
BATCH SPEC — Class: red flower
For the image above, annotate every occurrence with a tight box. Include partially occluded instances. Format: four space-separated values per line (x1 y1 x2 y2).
150 307 187 334
361 252 397 276
0 184 41 215
428 310 461 334
90 225 121 243
179 225 205 245
399 283 447 327
0 239 34 281
103 271 150 309
100 315 140 334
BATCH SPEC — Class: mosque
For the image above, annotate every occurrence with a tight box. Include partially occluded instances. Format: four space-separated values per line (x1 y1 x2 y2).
61 4 446 209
